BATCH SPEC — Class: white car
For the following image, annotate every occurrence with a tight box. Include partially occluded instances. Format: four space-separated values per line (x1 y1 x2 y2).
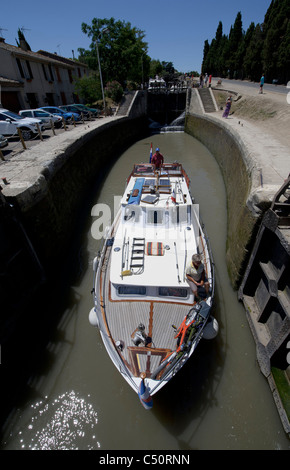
0 108 44 140
0 134 8 148
19 109 63 129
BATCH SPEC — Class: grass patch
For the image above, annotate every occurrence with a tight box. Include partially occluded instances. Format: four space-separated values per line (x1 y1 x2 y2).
271 367 290 421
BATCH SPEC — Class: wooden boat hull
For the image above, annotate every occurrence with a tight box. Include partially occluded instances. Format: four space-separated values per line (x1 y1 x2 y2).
89 163 217 401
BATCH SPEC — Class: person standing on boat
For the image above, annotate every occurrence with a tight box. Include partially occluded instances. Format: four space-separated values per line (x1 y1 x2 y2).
151 148 164 169
185 254 209 299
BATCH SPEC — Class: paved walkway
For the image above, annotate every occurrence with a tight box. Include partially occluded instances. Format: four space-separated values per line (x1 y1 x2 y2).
0 115 122 199
209 79 290 201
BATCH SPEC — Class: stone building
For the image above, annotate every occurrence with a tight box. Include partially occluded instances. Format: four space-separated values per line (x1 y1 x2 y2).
0 36 88 112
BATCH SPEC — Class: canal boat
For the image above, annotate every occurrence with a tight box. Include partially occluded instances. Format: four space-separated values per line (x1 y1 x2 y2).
89 162 217 408
148 77 167 93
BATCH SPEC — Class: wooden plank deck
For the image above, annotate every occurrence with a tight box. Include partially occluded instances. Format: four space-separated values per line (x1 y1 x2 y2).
100 244 191 377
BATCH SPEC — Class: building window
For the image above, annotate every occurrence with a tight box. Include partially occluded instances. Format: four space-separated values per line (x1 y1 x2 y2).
25 60 33 79
42 64 48 80
55 66 61 82
26 93 38 108
48 65 54 81
68 69 73 83
16 58 25 78
60 91 66 105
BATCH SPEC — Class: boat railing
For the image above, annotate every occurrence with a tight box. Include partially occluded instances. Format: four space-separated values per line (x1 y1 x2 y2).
129 163 185 180
129 164 156 181
197 215 215 299
92 211 138 391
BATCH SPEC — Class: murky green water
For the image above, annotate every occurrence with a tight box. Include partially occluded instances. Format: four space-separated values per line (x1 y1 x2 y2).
1 132 289 450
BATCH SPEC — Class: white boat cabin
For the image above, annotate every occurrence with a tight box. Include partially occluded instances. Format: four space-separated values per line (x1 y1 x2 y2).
110 163 203 304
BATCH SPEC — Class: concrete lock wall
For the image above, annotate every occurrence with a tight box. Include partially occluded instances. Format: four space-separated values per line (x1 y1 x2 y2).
4 114 148 278
2 89 289 435
185 113 260 289
2 91 263 292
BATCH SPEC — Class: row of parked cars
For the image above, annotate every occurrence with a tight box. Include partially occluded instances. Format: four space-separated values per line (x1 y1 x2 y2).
0 104 100 143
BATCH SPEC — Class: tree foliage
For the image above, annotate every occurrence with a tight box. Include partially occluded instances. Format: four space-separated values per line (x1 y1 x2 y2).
74 73 103 104
202 0 290 84
79 17 150 87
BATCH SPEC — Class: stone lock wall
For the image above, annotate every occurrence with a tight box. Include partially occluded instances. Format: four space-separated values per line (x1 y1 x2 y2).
185 113 259 289
6 116 148 277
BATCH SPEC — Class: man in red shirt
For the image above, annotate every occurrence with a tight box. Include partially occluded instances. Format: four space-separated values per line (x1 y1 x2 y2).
151 148 164 169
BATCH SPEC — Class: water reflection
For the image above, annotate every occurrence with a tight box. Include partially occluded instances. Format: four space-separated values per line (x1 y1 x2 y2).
12 391 100 450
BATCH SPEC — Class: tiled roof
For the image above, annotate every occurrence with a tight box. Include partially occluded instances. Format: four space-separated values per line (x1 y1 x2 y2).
37 50 88 68
0 41 74 68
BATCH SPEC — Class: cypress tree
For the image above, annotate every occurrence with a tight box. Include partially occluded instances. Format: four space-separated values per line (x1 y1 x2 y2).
202 0 290 83
243 24 264 81
227 12 244 78
262 0 290 83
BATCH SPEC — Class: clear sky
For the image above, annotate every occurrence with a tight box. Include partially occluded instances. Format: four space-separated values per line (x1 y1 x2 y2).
1 0 272 73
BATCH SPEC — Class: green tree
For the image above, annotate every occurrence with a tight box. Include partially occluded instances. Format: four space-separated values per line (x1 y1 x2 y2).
262 0 290 83
105 81 124 103
226 12 244 77
149 59 163 78
277 19 290 83
80 17 150 87
243 24 264 81
74 73 103 104
202 39 210 69
237 22 255 79
202 0 290 83
202 21 228 76
15 28 31 51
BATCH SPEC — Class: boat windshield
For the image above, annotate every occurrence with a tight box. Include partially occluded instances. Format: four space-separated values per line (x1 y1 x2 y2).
159 287 188 298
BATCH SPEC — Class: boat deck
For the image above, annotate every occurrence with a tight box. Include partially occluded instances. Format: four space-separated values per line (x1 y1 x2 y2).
92 163 214 391
100 243 192 378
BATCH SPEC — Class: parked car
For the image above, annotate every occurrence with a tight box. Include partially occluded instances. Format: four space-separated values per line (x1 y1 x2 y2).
0 109 44 140
70 103 100 117
39 106 81 123
60 105 90 119
0 134 8 148
19 109 63 129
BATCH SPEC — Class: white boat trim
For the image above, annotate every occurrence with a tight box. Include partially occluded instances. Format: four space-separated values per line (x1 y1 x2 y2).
90 162 216 402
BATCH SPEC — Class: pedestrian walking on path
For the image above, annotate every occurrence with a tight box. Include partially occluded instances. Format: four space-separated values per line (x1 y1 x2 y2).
259 74 265 93
222 95 232 118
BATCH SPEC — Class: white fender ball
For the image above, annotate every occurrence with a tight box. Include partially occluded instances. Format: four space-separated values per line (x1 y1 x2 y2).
89 308 99 327
203 316 219 339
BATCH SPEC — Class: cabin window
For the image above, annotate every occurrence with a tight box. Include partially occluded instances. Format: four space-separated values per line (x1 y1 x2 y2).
158 287 188 298
118 286 146 296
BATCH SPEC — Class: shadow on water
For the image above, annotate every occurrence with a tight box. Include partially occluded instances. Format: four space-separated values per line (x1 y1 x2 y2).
0 149 125 435
151 289 226 450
